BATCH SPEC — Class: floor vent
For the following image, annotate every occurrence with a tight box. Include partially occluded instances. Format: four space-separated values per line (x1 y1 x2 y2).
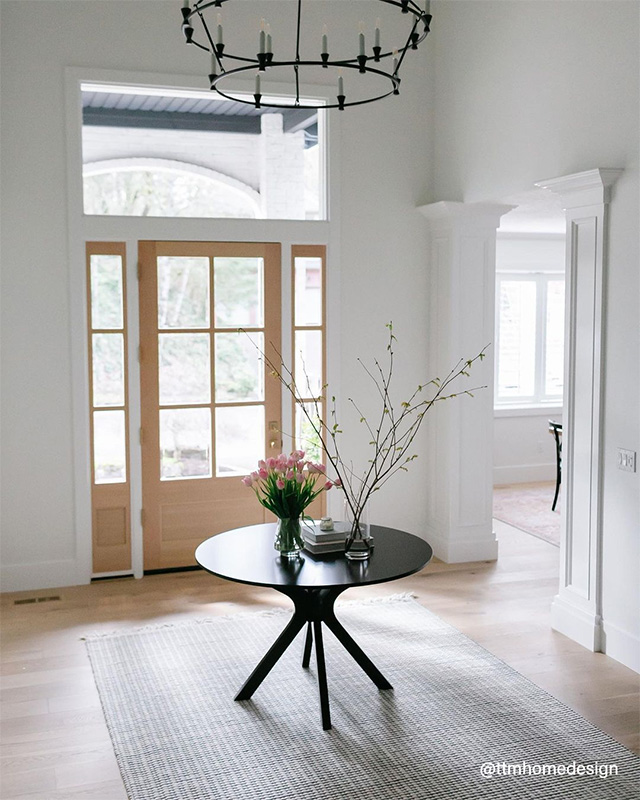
14 595 61 605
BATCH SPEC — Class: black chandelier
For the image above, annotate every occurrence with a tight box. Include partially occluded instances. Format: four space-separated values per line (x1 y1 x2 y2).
180 0 432 110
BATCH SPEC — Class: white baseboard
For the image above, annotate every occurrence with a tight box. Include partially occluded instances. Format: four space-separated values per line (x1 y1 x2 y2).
494 463 557 485
425 523 499 563
550 594 601 651
602 620 640 673
0 559 84 593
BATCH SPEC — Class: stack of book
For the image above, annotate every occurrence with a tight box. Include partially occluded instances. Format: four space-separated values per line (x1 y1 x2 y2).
302 522 348 555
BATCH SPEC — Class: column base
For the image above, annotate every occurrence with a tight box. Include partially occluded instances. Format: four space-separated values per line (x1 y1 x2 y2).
425 522 498 563
550 593 602 652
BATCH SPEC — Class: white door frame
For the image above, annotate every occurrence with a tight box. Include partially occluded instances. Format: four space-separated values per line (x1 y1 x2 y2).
65 67 342 584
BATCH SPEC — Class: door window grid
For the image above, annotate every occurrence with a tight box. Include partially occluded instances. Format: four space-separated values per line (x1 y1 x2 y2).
495 272 565 407
87 248 129 484
156 255 267 481
292 246 326 464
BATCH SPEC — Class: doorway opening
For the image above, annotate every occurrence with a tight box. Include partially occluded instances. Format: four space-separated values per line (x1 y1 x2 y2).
492 188 566 548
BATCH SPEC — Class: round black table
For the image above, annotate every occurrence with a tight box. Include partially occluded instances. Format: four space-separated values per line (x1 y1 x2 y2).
195 523 432 730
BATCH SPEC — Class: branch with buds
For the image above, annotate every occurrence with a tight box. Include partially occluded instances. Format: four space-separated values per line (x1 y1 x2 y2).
243 322 487 550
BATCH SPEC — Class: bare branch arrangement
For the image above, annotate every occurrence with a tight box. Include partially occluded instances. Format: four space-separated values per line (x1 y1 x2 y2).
245 323 487 553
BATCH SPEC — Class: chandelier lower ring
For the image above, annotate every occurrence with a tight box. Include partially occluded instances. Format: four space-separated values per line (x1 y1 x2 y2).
210 61 400 110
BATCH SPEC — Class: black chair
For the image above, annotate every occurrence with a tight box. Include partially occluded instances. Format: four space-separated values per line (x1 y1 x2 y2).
548 421 563 511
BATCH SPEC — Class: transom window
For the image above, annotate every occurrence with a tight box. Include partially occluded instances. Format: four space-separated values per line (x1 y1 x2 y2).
81 83 325 221
495 273 565 406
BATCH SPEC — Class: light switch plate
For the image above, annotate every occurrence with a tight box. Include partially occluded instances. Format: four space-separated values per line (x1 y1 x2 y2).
617 448 637 473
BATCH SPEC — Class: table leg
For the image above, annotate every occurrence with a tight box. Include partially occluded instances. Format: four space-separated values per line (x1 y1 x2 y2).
302 621 313 668
234 612 306 701
234 586 391 729
324 608 393 690
312 620 331 730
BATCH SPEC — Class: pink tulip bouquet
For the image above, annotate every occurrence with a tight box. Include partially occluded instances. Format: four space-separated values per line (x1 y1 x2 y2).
242 451 340 557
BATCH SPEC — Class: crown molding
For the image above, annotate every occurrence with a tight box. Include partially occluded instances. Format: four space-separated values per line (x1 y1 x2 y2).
417 201 514 229
535 168 623 209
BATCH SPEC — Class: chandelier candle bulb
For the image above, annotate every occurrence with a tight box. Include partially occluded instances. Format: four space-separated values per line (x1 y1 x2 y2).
255 73 260 94
259 18 265 53
375 19 381 49
266 23 272 54
322 25 328 54
182 0 189 8
338 69 344 97
393 49 399 72
216 14 223 46
359 22 365 56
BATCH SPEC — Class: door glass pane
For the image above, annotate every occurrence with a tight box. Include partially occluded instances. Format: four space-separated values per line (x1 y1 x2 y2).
90 255 123 329
160 408 212 480
215 332 264 403
214 258 264 328
545 280 565 397
92 333 125 407
158 333 211 405
294 257 322 326
295 330 323 398
157 257 210 329
498 280 536 398
296 402 323 463
215 406 264 476
93 410 126 483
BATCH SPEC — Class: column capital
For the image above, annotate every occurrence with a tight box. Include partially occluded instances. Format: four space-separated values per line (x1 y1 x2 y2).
417 201 514 230
535 168 623 209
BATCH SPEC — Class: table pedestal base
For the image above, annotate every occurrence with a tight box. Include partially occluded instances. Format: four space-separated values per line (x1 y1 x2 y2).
234 587 393 730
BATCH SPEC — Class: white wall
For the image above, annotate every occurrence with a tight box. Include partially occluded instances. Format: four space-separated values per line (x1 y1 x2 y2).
493 234 565 485
0 1 434 588
432 0 639 669
494 411 562 486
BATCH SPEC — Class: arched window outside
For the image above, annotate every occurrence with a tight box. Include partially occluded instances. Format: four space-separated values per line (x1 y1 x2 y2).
83 159 261 219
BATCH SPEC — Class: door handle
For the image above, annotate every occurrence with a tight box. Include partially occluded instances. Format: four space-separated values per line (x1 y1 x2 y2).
268 422 280 450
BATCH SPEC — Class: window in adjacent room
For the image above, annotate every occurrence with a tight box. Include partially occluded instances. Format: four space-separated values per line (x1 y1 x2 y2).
80 83 325 221
495 273 565 406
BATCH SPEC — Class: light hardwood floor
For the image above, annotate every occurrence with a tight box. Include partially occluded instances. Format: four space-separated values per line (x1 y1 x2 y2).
1 520 638 799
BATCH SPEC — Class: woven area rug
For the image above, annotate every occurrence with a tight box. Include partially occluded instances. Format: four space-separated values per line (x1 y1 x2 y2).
493 482 561 546
85 597 638 800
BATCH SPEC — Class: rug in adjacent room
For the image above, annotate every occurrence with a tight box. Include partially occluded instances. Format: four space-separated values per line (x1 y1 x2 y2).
493 481 561 546
85 598 638 800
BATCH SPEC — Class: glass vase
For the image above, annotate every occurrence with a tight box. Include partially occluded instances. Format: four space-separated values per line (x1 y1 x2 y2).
344 500 373 561
274 517 304 559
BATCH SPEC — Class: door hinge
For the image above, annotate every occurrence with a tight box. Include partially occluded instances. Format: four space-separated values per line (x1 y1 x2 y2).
140 508 145 527
139 427 144 445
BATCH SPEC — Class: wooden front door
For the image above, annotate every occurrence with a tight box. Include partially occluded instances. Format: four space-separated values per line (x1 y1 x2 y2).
139 241 282 570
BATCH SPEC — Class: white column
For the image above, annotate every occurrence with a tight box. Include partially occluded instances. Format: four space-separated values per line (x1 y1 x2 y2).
417 201 513 563
535 168 622 651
